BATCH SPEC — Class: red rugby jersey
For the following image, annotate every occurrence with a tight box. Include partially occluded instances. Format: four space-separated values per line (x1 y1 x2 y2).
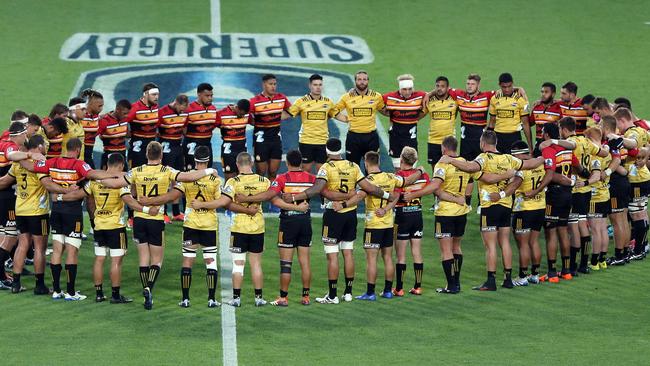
185 101 216 140
0 139 20 176
560 99 588 136
249 93 291 141
157 104 188 142
97 112 128 152
383 90 426 125
127 100 159 139
449 89 495 126
80 113 99 147
634 119 650 130
42 117 63 158
542 144 579 179
216 105 253 142
394 169 430 212
270 170 315 217
530 101 562 139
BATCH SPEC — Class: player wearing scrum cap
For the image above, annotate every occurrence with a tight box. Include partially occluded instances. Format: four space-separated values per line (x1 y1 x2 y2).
127 83 160 169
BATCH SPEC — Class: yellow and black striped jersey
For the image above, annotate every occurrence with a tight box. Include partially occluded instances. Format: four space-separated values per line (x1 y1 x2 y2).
488 92 529 133
364 172 404 229
567 135 602 193
624 126 650 183
316 159 365 213
513 165 546 212
288 94 336 145
222 173 270 234
432 157 471 216
178 175 221 231
125 164 181 221
83 181 131 230
8 162 49 216
333 89 385 133
474 152 524 208
423 95 458 144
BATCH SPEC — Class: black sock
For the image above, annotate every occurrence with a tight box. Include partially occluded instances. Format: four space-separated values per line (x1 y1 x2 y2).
0 248 9 279
504 268 512 281
615 248 623 260
65 264 77 295
579 236 591 268
561 256 570 273
95 283 103 297
591 253 599 266
413 263 423 289
465 195 472 206
112 286 120 299
384 280 392 293
442 259 454 289
366 283 375 295
395 263 406 291
302 288 309 297
547 259 557 274
519 267 528 278
280 290 288 298
531 264 540 276
51 263 62 292
599 251 607 262
206 269 217 300
172 203 181 216
139 266 149 289
344 277 353 294
623 247 631 258
233 288 241 299
570 246 580 272
148 265 161 290
12 273 21 285
254 288 262 299
487 271 496 285
35 273 45 287
328 279 337 298
453 254 463 285
632 220 645 254
181 267 191 300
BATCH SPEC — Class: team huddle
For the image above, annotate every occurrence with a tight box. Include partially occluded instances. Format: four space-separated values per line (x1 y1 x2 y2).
0 70 648 309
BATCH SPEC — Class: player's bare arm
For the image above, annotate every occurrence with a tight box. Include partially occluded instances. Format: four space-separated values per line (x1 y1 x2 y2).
138 188 182 206
270 196 309 212
488 176 522 202
236 189 277 203
122 193 160 216
332 190 366 212
479 169 517 184
358 178 398 200
438 155 481 173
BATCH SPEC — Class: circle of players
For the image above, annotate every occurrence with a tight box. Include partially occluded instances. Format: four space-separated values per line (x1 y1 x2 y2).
0 71 647 309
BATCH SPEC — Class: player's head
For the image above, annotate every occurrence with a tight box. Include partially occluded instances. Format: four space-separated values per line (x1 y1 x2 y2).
614 97 632 110
441 136 458 156
498 73 514 96
142 83 159 105
582 94 596 115
43 117 68 138
355 70 369 91
286 149 303 168
399 146 418 170
542 122 560 140
510 140 530 159
466 73 481 94
479 130 497 151
65 138 83 157
25 134 46 155
591 97 611 116
541 82 556 103
434 76 450 98
560 82 578 103
584 126 602 144
236 152 254 172
613 107 634 131
26 114 42 137
363 151 380 171
115 99 132 120
262 74 277 95
194 146 211 169
600 115 617 135
172 94 189 114
146 141 163 161
10 110 28 124
83 89 104 115
309 74 323 96
197 83 213 105
68 97 87 121
558 116 576 138
233 99 250 117
106 152 125 171
397 74 414 98
8 121 28 145
48 103 69 119
326 138 343 158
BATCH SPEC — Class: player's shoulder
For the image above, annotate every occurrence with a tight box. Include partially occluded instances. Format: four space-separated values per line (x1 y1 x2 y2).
368 89 381 98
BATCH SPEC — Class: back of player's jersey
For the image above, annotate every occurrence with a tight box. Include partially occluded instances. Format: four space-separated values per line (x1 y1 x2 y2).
432 158 471 216
624 126 650 183
127 164 179 221
364 172 403 229
86 181 129 230
395 169 429 211
181 175 221 230
223 173 270 234
475 152 523 208
9 162 49 216
590 151 610 203
316 159 364 213
568 135 600 193
513 165 546 212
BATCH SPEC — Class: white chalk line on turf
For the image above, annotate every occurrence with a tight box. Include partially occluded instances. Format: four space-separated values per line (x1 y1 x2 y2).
211 0 221 34
219 214 238 366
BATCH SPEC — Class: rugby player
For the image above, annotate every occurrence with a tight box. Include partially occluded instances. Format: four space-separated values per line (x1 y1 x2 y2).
529 82 561 156
65 98 88 160
98 99 131 169
127 83 159 168
41 104 71 158
487 73 531 154
79 89 104 167
423 76 457 168
559 82 589 136
184 83 216 170
216 99 252 180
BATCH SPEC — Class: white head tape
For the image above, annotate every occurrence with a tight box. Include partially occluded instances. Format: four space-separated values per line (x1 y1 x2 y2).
11 117 28 124
145 88 160 96
398 79 414 89
70 103 86 110
326 147 343 155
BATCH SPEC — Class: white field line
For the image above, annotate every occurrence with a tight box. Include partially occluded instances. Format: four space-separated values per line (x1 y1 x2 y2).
218 214 238 366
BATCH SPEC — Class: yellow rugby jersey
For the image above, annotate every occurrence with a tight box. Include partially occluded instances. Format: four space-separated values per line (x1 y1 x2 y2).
567 135 601 193
364 172 405 229
624 126 650 183
83 181 130 230
178 175 221 231
424 95 458 144
333 89 385 133
432 157 471 216
8 162 49 216
222 173 270 234
488 92 529 133
62 118 86 158
125 164 181 221
288 94 336 145
513 165 546 212
589 152 609 203
316 159 365 213
474 152 524 208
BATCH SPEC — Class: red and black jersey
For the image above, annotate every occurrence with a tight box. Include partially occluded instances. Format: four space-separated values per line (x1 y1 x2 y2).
530 101 562 139
42 117 63 158
80 113 99 146
249 93 291 141
97 112 128 152
33 156 93 210
127 100 159 139
394 169 430 212
449 89 495 126
216 105 252 142
634 119 650 130
270 170 315 217
0 139 20 176
383 90 426 125
158 104 188 142
542 144 578 187
185 101 216 140
560 99 588 136
0 131 9 141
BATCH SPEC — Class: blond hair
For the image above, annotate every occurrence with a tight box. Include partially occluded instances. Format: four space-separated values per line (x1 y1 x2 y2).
400 146 418 166
397 74 414 82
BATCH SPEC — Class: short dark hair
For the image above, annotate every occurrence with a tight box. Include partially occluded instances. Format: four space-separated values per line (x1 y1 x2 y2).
558 116 576 132
80 88 103 100
441 136 457 151
194 146 210 162
236 99 250 112
66 137 83 152
592 97 609 110
481 130 497 145
562 82 578 95
435 76 449 85
364 151 380 166
614 97 632 110
9 121 26 134
49 117 69 135
11 110 28 122
175 94 189 105
146 141 163 160
511 140 529 154
48 103 69 118
498 73 513 84
601 115 617 131
116 99 132 110
582 94 595 105
262 74 276 82
26 134 45 150
541 82 556 93
309 74 323 83
68 97 86 107
326 138 342 154
467 73 481 82
107 152 125 167
543 123 560 139
286 150 302 167
27 114 42 127
197 83 213 93
142 83 158 93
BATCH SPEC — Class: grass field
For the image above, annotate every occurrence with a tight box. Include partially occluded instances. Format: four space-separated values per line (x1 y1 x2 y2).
2 0 650 365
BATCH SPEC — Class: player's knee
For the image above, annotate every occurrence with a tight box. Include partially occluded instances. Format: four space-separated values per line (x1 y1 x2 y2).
52 234 65 244
65 237 82 249
232 253 246 275
280 260 292 274
203 247 218 271
109 249 126 257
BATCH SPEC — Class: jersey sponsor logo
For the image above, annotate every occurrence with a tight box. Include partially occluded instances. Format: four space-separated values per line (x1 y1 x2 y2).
306 111 327 120
496 109 515 119
431 111 452 120
352 107 372 117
